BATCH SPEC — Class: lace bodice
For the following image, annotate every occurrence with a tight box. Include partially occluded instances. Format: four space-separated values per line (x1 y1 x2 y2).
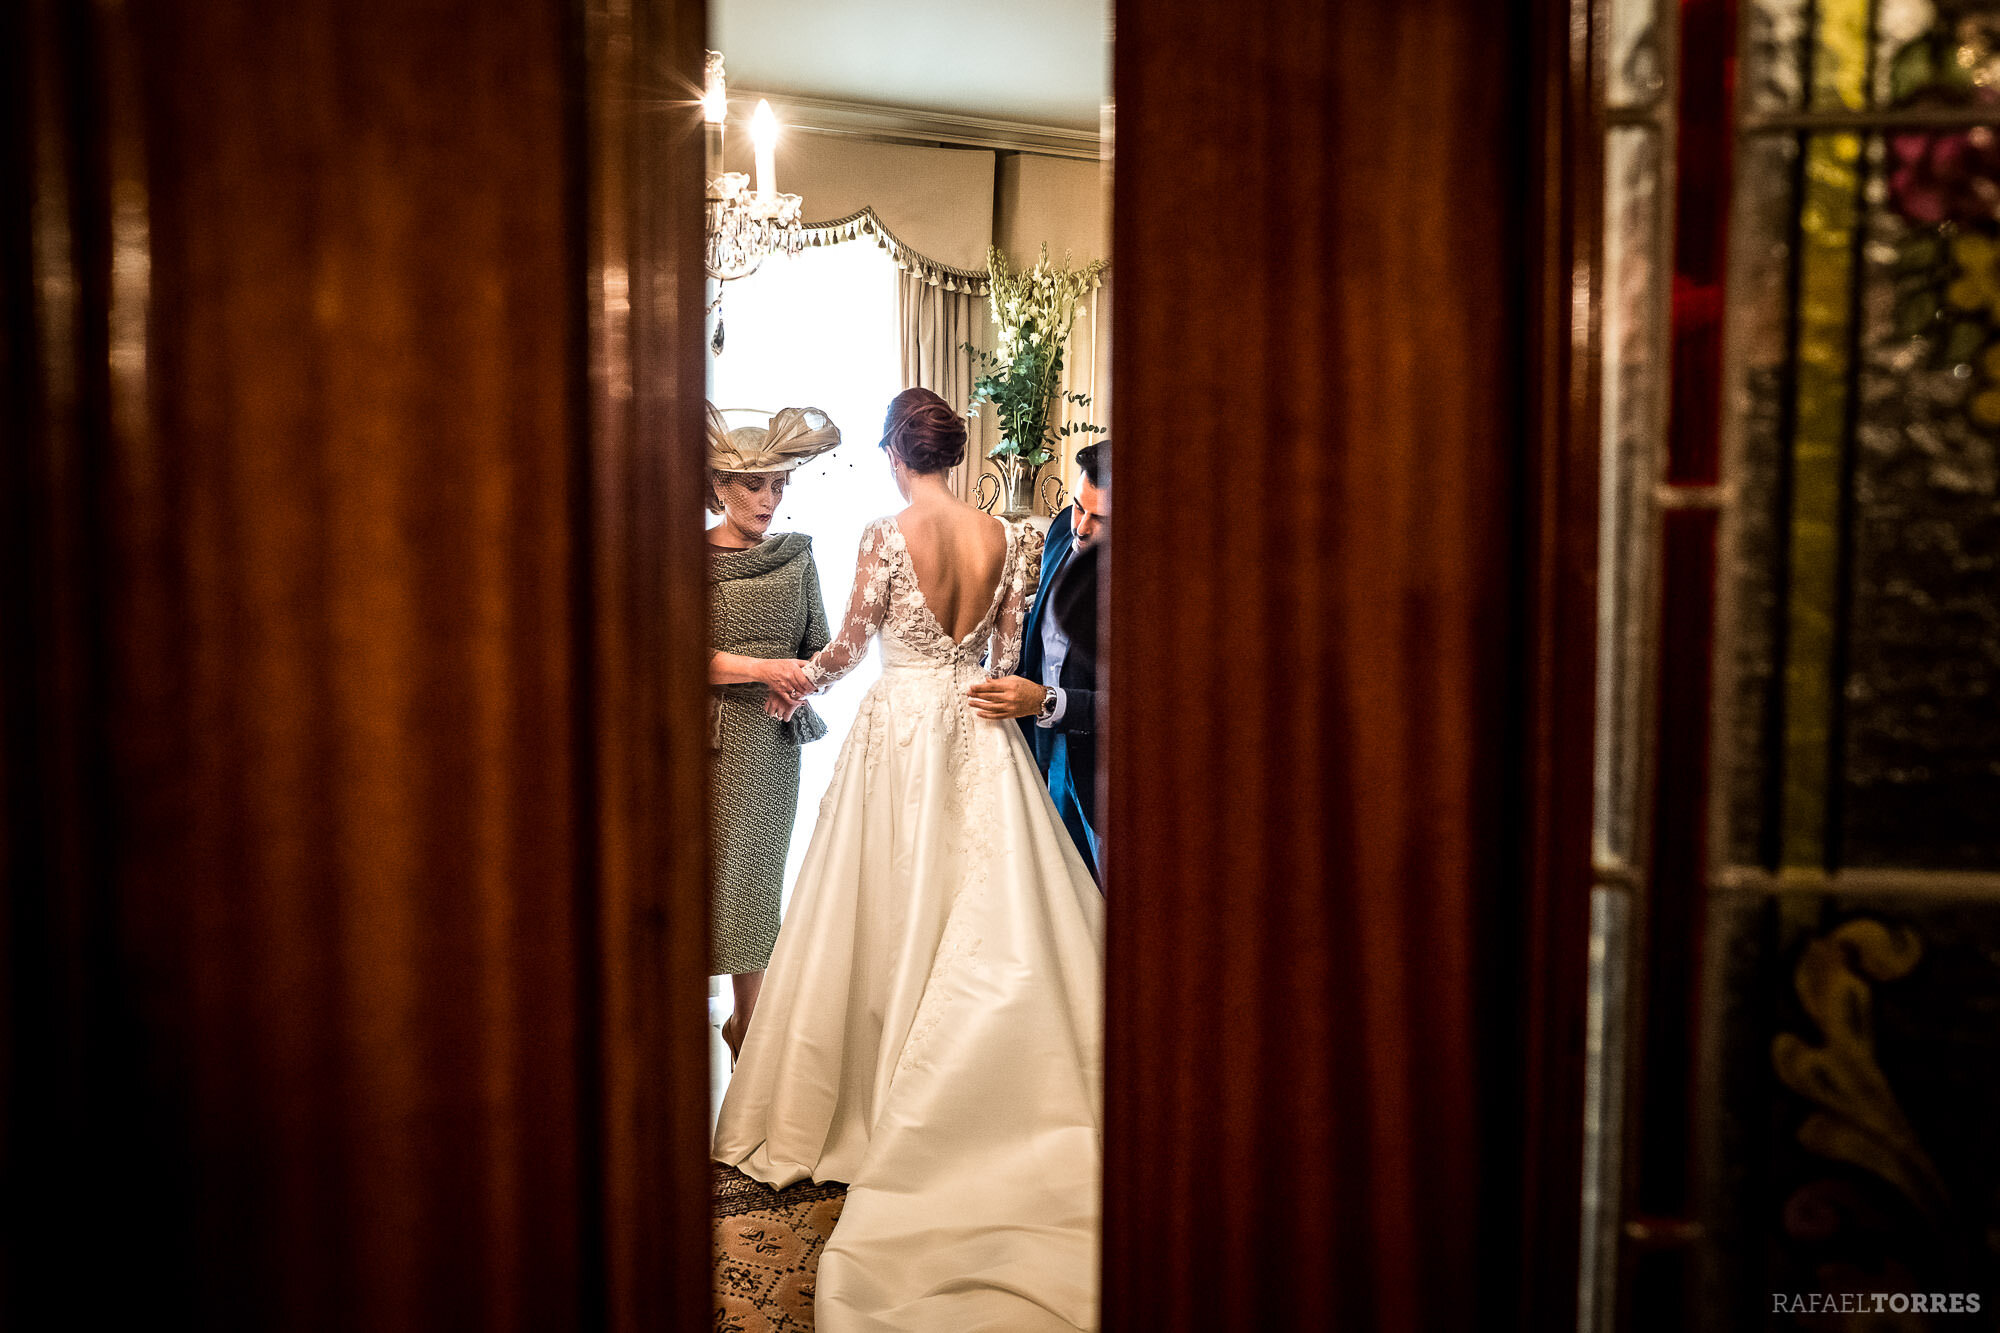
806 515 1044 689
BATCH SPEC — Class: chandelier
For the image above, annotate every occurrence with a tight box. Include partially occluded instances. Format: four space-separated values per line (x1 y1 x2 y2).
704 52 804 284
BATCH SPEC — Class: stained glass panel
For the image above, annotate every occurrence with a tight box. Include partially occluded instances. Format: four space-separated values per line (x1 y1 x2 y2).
1874 0 2000 110
1721 134 1802 867
1810 0 1873 113
1779 129 1865 870
1841 136 2000 868
1749 0 2000 115
1703 894 2000 1323
1598 126 1667 866
1608 0 1668 108
1724 120 2000 870
1741 0 1813 115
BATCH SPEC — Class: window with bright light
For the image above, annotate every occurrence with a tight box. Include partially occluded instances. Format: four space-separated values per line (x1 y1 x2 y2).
707 240 904 907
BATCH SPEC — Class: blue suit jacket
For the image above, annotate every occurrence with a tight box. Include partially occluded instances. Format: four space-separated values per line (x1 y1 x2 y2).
1015 507 1098 878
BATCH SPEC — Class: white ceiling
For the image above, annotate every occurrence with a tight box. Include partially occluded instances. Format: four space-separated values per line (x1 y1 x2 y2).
712 0 1110 131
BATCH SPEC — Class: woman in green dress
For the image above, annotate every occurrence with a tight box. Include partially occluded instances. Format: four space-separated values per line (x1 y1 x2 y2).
705 403 842 1063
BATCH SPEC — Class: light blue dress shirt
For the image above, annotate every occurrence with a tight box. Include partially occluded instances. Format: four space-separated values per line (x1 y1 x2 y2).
1037 548 1071 728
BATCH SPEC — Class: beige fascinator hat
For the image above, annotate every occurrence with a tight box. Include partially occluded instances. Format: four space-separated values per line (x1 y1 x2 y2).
706 403 842 475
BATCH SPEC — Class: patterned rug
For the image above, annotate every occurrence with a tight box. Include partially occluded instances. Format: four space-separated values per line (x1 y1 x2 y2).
713 1162 848 1333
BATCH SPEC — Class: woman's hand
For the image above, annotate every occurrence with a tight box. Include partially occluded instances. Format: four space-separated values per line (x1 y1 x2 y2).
763 688 801 721
711 651 816 693
755 657 816 700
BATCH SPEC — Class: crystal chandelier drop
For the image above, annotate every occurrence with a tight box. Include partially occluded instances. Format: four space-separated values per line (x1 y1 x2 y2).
705 52 805 283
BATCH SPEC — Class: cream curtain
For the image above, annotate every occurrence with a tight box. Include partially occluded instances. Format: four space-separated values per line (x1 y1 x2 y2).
1052 277 1107 513
994 153 1111 516
897 270 993 504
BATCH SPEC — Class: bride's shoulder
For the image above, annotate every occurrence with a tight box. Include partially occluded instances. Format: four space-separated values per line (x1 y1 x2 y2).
858 514 906 553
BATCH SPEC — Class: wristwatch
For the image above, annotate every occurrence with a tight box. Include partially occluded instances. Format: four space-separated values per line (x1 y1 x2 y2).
1036 685 1059 722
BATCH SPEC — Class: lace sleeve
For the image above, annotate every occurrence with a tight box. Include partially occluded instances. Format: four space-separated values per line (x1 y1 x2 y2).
987 520 1045 679
805 518 895 689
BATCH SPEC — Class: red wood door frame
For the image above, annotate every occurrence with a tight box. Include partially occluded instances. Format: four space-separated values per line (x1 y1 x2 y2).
1103 0 1597 1327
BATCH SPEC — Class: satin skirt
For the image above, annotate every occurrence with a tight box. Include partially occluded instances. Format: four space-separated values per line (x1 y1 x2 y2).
712 658 1105 1332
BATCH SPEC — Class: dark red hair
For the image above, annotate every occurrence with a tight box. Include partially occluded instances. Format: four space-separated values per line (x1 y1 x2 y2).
879 388 966 475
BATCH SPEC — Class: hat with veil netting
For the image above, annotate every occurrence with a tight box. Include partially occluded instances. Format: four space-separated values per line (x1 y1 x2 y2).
706 402 842 475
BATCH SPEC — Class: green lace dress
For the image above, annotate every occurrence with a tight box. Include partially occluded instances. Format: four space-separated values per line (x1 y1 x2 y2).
709 533 831 975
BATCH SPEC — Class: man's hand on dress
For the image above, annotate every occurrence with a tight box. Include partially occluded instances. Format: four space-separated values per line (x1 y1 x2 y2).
966 675 1046 721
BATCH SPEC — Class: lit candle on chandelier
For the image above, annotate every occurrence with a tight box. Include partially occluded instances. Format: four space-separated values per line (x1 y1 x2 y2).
701 83 726 185
751 99 778 205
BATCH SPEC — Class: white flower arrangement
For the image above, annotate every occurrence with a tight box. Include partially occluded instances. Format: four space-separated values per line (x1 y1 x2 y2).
965 244 1108 469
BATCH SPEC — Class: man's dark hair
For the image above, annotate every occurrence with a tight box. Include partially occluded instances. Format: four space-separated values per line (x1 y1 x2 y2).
1075 439 1110 489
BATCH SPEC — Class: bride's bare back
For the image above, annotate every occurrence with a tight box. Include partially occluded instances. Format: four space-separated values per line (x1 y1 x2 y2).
896 496 1009 643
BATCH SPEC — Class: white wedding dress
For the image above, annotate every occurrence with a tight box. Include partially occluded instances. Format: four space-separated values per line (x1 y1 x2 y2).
712 513 1104 1333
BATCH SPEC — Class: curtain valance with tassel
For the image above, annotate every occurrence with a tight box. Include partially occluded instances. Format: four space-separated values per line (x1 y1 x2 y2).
802 208 991 295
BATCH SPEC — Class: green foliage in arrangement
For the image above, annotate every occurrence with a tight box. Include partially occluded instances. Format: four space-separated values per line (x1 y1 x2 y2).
964 244 1108 468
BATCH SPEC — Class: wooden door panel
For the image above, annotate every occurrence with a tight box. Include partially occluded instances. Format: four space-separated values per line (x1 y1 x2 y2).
1 0 712 1326
1103 1 1587 1328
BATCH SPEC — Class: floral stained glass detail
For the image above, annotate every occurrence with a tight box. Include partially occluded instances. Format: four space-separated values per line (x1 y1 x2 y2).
1749 0 2000 112
1876 0 2000 109
1885 141 2000 430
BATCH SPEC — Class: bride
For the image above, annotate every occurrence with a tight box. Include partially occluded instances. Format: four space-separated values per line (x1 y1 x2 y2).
712 387 1104 1332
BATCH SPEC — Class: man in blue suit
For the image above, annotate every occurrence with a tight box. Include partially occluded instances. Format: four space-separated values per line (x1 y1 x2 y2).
967 441 1107 880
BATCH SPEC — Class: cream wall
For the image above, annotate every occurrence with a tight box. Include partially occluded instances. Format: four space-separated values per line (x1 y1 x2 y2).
995 153 1106 264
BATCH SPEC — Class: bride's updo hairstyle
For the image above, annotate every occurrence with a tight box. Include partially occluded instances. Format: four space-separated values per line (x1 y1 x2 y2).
879 388 966 475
